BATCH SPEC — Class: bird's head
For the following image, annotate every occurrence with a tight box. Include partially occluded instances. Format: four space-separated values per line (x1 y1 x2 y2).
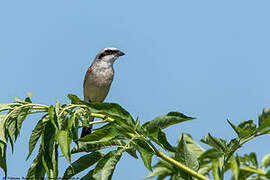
95 47 125 64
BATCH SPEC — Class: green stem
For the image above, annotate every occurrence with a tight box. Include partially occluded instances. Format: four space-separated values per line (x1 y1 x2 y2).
126 132 209 180
4 103 49 122
240 167 266 176
144 139 209 180
59 104 87 117
157 151 210 180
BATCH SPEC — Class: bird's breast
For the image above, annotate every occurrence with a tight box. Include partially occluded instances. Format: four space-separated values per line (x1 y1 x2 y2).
83 66 114 102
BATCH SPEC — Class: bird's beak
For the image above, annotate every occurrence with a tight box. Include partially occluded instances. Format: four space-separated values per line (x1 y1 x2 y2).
117 51 125 56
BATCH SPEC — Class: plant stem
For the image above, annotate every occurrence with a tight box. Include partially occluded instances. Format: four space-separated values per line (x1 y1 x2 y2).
144 139 210 180
240 167 266 176
91 113 114 122
157 151 210 180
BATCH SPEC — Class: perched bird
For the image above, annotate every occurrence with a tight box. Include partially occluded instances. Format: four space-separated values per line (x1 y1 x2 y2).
81 47 125 137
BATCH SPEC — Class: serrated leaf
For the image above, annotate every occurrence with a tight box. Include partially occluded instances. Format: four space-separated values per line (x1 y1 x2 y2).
134 139 154 171
6 106 30 150
198 164 211 176
212 159 222 180
78 123 126 143
52 143 58 179
26 145 46 179
178 133 204 158
147 128 175 152
227 119 240 136
199 148 222 165
0 114 7 144
81 169 95 180
229 156 239 180
201 133 227 153
0 104 11 112
157 130 176 152
68 94 136 128
48 106 58 130
142 112 195 133
87 102 135 129
174 135 199 180
27 114 49 160
63 152 105 179
261 153 270 169
146 167 172 179
41 121 56 179
249 152 258 167
153 159 174 171
68 94 86 105
93 149 123 180
258 108 270 134
234 120 257 139
56 130 72 163
72 140 127 153
0 142 7 177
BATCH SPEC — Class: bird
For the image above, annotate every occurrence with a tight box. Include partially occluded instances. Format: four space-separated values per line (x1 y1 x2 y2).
80 47 125 137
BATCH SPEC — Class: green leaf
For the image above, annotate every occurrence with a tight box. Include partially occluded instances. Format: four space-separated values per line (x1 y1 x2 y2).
48 106 58 130
146 167 172 179
178 133 204 158
81 169 95 180
56 130 72 163
227 119 240 136
142 112 195 133
239 152 259 167
68 94 136 127
72 140 128 153
52 143 58 179
261 153 270 169
93 149 123 180
258 108 270 134
212 159 222 180
199 148 222 165
78 123 126 143
147 129 175 152
134 139 154 171
157 130 175 152
6 106 30 150
0 142 7 177
27 114 49 160
0 104 11 112
26 145 46 179
68 94 86 105
87 102 136 129
174 135 199 180
63 152 105 179
41 121 56 179
249 152 258 167
229 120 257 139
201 133 227 153
198 164 212 176
0 114 7 144
229 156 239 180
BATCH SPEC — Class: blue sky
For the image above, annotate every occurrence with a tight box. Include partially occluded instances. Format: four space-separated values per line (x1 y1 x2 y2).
0 0 270 179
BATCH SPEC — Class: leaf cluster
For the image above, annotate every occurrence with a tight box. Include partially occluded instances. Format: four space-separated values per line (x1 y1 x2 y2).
147 109 270 180
0 94 200 180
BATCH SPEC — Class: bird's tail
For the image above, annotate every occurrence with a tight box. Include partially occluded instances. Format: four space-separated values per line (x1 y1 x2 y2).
80 116 94 138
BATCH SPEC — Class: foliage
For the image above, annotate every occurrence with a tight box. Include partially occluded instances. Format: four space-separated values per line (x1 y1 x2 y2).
0 94 269 180
147 109 270 180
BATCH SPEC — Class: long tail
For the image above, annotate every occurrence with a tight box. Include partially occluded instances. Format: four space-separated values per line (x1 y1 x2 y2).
80 116 94 138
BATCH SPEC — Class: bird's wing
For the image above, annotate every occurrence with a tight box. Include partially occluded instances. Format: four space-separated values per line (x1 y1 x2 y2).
83 67 93 89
